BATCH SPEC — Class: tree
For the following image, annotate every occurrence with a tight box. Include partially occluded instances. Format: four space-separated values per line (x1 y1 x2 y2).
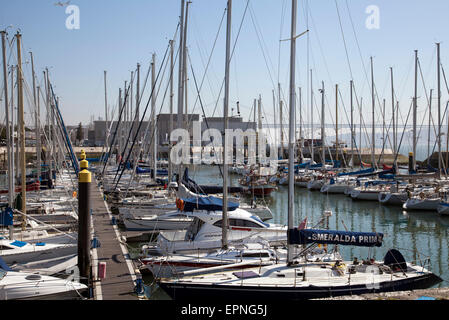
76 122 83 146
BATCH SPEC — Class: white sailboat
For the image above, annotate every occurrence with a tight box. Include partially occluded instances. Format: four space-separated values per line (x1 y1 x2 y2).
0 268 86 300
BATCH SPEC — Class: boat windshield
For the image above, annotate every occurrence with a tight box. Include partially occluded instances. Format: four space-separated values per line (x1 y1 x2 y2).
250 215 269 228
0 269 6 280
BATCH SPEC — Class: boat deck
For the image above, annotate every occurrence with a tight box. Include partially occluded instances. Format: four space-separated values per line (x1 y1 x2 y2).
90 178 142 300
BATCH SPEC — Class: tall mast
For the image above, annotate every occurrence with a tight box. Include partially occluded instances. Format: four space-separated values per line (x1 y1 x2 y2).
335 84 338 162
222 0 232 250
1 31 14 238
104 70 108 152
118 88 122 158
30 51 39 190
370 57 375 167
36 85 41 188
135 63 141 163
151 54 157 181
279 83 284 159
350 80 354 169
16 32 26 227
45 69 52 190
321 82 325 164
11 66 16 186
258 95 262 131
310 69 314 163
299 87 303 162
169 40 174 183
183 1 191 131
382 98 386 165
287 0 297 264
413 50 418 172
272 89 277 151
360 97 363 164
176 0 186 178
428 89 433 165
390 67 396 171
437 43 442 178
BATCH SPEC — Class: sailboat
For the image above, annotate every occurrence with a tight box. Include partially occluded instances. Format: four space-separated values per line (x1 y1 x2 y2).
0 267 87 300
157 0 442 300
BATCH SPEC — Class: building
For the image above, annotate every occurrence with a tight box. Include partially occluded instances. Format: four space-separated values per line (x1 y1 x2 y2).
201 116 256 135
157 113 200 146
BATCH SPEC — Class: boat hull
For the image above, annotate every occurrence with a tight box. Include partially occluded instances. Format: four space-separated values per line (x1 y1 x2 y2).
350 190 380 201
437 202 449 215
378 192 408 206
403 198 440 211
158 272 442 301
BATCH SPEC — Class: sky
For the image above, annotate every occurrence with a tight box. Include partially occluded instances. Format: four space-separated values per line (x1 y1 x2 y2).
1 0 449 133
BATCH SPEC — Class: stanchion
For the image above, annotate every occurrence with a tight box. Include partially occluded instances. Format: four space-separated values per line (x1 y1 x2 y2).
78 150 92 286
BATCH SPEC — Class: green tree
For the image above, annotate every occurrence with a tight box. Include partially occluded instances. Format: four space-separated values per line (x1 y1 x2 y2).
76 122 83 145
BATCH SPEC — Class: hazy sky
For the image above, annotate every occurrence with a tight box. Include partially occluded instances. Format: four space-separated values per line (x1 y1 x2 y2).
1 0 449 129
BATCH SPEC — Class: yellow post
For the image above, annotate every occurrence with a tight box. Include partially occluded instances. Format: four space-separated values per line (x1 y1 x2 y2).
78 155 91 287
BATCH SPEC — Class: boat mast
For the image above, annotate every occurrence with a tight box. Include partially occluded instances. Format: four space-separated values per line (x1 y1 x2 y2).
370 57 375 168
335 84 338 162
104 70 109 155
1 30 14 238
16 32 26 228
45 68 53 190
287 0 297 264
222 0 232 250
320 82 325 165
272 89 277 156
310 69 314 164
299 87 303 163
176 0 185 179
413 50 418 172
258 95 262 131
151 54 157 181
390 67 396 171
279 83 284 159
428 89 433 166
29 51 39 192
437 43 442 178
350 80 354 169
169 40 174 183
135 62 140 163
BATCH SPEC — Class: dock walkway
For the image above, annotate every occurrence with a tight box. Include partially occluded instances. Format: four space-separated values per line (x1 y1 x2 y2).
90 178 141 300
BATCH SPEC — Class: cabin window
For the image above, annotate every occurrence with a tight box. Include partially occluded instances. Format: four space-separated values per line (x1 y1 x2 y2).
250 215 269 227
213 219 262 228
184 217 205 241
240 252 270 258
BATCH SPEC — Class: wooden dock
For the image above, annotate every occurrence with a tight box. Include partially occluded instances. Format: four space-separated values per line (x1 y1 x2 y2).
90 178 142 300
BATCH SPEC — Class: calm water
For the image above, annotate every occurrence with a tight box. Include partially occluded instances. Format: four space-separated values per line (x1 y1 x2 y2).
141 165 449 299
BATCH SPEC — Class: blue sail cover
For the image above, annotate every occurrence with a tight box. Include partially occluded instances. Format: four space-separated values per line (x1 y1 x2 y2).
136 167 152 174
0 207 13 226
182 196 239 212
337 168 375 177
288 229 384 247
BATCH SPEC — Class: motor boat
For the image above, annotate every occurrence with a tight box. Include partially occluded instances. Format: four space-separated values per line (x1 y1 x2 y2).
140 197 287 256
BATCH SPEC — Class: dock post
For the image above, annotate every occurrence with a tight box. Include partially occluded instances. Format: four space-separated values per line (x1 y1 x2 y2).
78 150 92 287
408 152 414 174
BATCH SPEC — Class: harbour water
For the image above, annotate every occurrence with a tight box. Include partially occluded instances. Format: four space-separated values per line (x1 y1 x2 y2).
139 165 449 300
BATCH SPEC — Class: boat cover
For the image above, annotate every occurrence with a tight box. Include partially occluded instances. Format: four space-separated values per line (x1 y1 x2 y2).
337 168 375 177
181 196 239 212
288 229 384 247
